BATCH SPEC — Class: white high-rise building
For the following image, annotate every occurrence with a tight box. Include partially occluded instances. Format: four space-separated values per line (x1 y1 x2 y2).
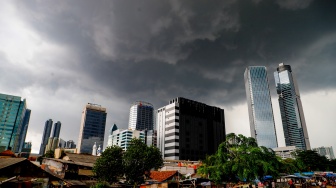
107 124 145 151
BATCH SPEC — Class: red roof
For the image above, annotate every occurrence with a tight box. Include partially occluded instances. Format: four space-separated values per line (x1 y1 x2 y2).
150 171 178 182
0 149 16 157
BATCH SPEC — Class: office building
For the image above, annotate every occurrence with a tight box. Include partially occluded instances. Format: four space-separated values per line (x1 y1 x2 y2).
273 146 296 159
17 109 31 153
128 101 154 131
274 63 310 150
45 137 65 151
107 124 145 151
244 66 278 148
77 103 107 154
51 121 61 138
144 129 157 147
313 146 335 160
157 97 226 161
39 119 53 155
0 93 27 152
65 140 76 149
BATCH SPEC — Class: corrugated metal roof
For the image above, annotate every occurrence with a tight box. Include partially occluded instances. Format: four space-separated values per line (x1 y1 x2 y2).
64 153 98 164
0 158 26 169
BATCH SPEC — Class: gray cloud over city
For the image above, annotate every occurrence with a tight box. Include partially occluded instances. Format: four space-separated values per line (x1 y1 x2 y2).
1 0 335 153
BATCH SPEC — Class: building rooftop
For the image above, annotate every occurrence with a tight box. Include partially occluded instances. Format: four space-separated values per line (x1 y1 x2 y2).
0 158 26 169
150 171 178 182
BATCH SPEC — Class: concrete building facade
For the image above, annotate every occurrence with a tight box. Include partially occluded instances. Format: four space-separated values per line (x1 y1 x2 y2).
157 97 225 161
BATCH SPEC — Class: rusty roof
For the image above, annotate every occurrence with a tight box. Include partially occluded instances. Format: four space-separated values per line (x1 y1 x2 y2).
150 171 178 182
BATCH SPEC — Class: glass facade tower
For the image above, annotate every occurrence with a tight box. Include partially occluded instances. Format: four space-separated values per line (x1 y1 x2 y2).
39 119 53 154
128 101 154 131
77 103 107 154
244 66 278 148
0 93 27 152
17 109 31 153
51 121 61 138
274 63 310 150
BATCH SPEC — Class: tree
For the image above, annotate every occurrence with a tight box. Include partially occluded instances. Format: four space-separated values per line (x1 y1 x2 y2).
293 150 330 171
123 138 163 187
198 133 281 184
45 150 55 158
280 158 299 174
92 146 124 184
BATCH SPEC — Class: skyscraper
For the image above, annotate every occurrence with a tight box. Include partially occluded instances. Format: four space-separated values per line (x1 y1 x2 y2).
77 103 107 154
52 121 61 138
0 93 27 152
312 146 335 160
39 119 53 154
274 63 310 150
17 109 31 153
128 101 154 131
157 97 226 160
244 66 278 148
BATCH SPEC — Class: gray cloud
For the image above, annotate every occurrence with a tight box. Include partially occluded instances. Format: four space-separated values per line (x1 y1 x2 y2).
1 0 336 152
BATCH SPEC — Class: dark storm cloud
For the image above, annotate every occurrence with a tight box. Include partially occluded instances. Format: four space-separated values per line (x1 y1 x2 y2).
13 0 336 108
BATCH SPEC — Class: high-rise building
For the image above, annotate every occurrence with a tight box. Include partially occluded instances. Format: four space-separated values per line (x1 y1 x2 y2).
0 93 27 152
313 146 335 160
107 124 145 151
51 121 61 138
274 63 310 150
77 103 107 154
157 97 225 161
244 66 278 148
128 101 154 131
39 119 53 155
17 109 31 153
65 140 76 149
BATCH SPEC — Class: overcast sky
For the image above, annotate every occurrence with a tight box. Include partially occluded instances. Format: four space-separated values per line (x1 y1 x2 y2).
1 0 335 154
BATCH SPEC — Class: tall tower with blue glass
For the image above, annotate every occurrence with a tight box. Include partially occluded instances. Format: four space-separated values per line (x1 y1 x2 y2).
39 119 53 154
244 66 278 148
52 121 61 138
77 103 107 154
17 109 31 153
274 63 310 150
0 93 27 152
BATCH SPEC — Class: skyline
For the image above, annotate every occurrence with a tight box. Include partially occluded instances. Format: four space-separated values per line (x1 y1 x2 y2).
0 0 335 153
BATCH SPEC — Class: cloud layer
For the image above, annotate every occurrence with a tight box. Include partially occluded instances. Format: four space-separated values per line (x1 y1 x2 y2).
0 0 335 153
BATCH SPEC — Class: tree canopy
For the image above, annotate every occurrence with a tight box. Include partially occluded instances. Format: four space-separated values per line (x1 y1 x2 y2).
198 133 281 183
92 146 124 184
92 138 163 187
123 138 163 186
293 150 330 171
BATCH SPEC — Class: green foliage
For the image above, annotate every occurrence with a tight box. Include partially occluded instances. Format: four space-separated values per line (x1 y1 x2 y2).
198 133 281 183
37 150 55 164
123 138 163 186
280 158 299 174
45 150 55 158
90 181 110 188
293 150 330 171
93 146 124 184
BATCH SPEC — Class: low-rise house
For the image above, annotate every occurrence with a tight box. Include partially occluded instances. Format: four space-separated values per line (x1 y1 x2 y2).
41 153 98 180
0 157 61 188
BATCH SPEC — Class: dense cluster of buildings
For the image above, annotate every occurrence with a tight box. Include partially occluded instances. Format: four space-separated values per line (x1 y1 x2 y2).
0 63 334 160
